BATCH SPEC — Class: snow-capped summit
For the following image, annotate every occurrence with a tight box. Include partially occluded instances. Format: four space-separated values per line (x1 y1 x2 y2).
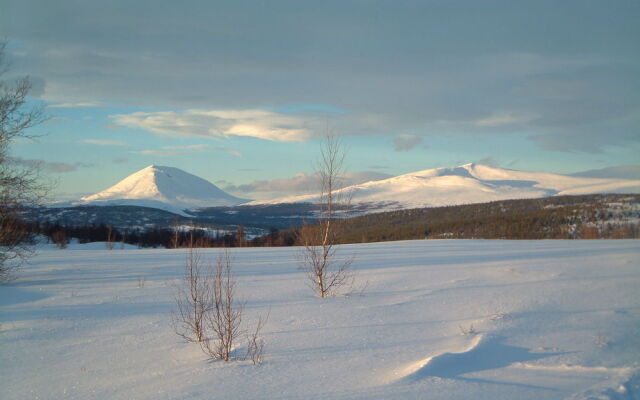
248 163 640 211
78 165 247 214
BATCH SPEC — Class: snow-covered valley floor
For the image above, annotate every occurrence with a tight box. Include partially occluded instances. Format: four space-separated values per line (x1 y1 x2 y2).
1 240 639 399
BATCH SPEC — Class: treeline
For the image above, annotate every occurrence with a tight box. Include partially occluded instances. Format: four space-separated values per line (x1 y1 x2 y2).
29 222 268 249
26 194 640 248
327 194 640 243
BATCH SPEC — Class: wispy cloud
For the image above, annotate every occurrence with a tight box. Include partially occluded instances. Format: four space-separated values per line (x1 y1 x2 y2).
475 157 499 167
47 101 103 109
435 111 538 129
132 144 241 158
162 144 210 150
163 144 242 157
223 171 392 199
570 165 640 180
111 109 316 142
112 157 128 164
9 157 93 173
83 139 128 146
131 150 180 157
393 134 423 152
473 112 538 128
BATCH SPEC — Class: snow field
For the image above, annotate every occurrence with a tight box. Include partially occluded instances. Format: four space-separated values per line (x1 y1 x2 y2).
1 240 639 399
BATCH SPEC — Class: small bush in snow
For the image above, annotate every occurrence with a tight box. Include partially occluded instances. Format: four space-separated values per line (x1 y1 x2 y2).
171 241 210 343
199 250 243 361
594 334 609 347
459 323 477 336
246 314 268 365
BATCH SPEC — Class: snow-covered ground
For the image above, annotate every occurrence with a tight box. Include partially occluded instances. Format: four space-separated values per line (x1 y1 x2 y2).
1 240 639 400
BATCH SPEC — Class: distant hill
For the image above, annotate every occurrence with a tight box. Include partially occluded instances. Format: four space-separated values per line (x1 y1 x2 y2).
251 194 640 245
76 165 248 214
248 163 640 212
334 194 640 242
24 194 640 248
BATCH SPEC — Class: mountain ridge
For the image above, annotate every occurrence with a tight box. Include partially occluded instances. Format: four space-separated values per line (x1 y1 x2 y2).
247 163 640 211
72 163 640 216
77 165 247 215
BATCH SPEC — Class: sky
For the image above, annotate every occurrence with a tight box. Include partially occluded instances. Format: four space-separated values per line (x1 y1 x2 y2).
1 0 639 201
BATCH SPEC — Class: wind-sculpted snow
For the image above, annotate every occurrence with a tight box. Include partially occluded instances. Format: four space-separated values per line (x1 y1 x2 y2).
1 240 639 399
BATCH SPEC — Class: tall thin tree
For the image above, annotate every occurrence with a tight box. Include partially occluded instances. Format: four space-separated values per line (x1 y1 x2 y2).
299 134 353 298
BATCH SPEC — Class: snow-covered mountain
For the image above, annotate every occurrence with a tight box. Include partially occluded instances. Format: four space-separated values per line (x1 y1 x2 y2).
78 165 248 214
248 163 640 211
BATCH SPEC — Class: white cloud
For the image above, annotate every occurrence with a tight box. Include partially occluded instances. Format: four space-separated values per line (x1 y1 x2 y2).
131 150 179 157
161 144 241 157
9 157 93 173
111 109 316 142
132 144 241 158
223 170 392 199
83 139 128 146
47 101 103 109
162 144 210 150
474 111 537 128
435 111 539 130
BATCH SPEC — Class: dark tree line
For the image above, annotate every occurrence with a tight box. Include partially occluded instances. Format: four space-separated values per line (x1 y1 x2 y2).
325 194 640 243
22 194 640 249
28 222 271 249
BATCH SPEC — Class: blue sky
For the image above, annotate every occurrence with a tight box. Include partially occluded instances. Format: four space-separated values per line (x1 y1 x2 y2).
1 0 639 200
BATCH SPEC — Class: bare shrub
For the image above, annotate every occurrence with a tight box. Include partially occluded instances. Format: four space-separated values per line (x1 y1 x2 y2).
459 323 477 336
298 134 354 298
105 226 115 250
594 334 609 347
172 246 268 363
200 250 243 361
344 279 369 298
171 243 211 343
51 230 68 249
246 313 268 365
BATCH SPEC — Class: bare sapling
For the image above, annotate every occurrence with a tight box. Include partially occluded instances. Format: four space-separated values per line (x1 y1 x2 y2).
299 134 354 298
246 313 268 365
172 241 211 343
170 217 181 248
51 230 68 249
200 250 243 361
105 226 115 250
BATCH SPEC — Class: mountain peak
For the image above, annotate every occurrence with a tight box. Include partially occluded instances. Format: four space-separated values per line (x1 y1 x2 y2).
248 163 640 211
78 165 248 214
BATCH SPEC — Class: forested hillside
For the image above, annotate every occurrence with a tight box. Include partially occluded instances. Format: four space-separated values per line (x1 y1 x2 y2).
327 194 640 243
